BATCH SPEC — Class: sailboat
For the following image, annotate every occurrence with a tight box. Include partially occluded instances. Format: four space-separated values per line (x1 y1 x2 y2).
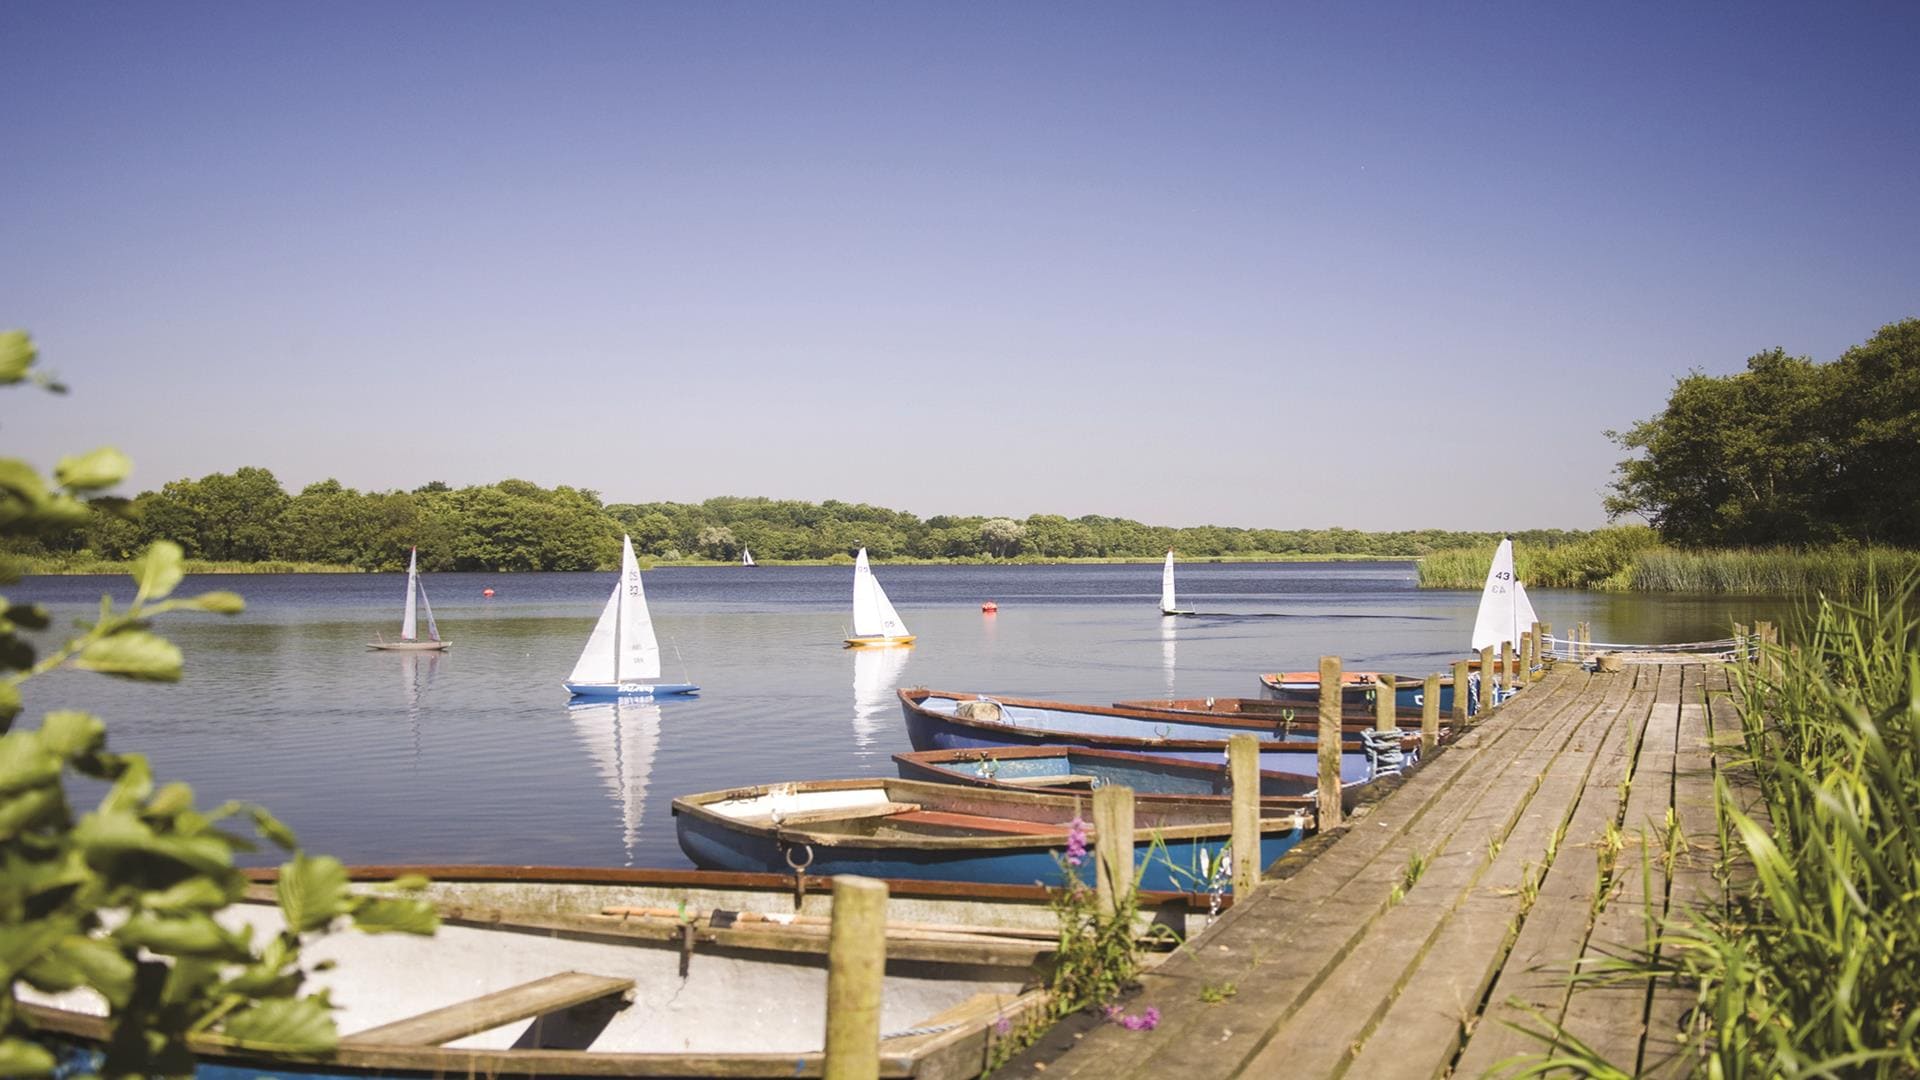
367 548 450 651
844 548 914 648
563 535 698 698
1470 538 1539 652
1160 549 1192 616
740 547 756 567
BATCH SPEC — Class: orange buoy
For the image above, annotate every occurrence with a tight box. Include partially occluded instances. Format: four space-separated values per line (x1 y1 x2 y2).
981 601 998 613
482 588 495 598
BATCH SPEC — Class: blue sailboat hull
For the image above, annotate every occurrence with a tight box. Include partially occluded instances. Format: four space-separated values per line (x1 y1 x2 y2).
562 681 699 699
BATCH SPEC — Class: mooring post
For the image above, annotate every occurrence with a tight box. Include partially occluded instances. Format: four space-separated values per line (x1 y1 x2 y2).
1502 640 1516 699
1450 660 1469 724
824 874 887 1080
1518 631 1532 682
1228 733 1259 895
1317 656 1344 829
1581 621 1592 660
1093 783 1136 919
1535 622 1550 678
1420 673 1440 756
1479 645 1495 710
1374 673 1395 732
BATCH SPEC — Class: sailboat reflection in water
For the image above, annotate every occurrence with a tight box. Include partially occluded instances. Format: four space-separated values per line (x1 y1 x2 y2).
851 646 910 752
566 697 662 866
398 649 440 763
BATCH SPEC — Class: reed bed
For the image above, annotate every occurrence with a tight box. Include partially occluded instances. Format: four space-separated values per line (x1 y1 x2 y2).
1419 530 1920 594
1416 527 1659 590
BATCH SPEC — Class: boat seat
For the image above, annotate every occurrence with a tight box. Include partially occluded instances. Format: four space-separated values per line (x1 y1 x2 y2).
997 774 1096 788
757 801 921 828
343 972 635 1047
891 810 1065 836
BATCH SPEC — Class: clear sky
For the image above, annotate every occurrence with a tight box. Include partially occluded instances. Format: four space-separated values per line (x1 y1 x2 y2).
3 2 1915 531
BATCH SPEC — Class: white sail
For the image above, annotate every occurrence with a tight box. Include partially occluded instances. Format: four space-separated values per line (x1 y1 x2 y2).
1515 579 1540 641
851 645 911 748
567 697 661 865
851 548 909 639
417 562 442 643
568 535 663 684
1471 539 1524 651
741 548 755 567
1161 550 1178 614
400 548 420 641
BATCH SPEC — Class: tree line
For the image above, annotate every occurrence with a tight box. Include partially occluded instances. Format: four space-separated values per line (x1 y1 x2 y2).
1608 317 1920 548
13 471 1590 572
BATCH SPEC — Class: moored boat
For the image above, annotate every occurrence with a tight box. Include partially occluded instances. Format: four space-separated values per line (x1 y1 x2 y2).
1116 694 1451 735
366 547 450 651
25 863 1215 1079
893 746 1317 811
563 535 697 698
673 777 1309 892
1258 670 1473 714
846 548 914 648
898 689 1414 784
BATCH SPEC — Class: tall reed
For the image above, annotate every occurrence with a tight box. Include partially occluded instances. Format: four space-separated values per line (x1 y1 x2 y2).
1630 546 1920 594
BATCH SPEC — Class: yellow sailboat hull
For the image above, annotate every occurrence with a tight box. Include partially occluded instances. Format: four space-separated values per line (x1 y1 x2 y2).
845 635 915 649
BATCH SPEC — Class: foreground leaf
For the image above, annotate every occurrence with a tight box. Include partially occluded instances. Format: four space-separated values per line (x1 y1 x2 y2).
54 447 131 492
217 996 339 1054
129 541 185 603
277 854 352 933
74 631 183 681
0 1035 57 1077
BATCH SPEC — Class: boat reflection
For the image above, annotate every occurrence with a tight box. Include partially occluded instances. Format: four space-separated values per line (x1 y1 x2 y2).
852 645 911 752
1160 617 1177 699
397 650 440 765
566 696 663 866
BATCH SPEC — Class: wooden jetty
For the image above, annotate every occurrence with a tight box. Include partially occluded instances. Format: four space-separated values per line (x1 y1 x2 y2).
1008 657 1756 1079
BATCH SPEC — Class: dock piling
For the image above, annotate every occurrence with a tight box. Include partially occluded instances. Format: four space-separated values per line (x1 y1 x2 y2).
1228 734 1259 894
1093 784 1136 919
1374 673 1395 732
1421 674 1440 756
824 875 887 1080
1478 646 1495 711
1318 656 1344 829
1450 660 1469 725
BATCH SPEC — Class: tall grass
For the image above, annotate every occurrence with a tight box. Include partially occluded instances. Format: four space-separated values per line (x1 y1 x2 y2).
1418 529 1920 593
1416 527 1659 590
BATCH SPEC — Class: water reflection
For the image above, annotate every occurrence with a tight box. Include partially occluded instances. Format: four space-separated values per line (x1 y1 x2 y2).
852 647 912 752
397 651 440 765
1160 617 1177 698
565 697 662 866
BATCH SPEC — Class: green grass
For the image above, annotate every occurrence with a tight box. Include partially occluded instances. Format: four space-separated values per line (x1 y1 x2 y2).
1417 528 1920 593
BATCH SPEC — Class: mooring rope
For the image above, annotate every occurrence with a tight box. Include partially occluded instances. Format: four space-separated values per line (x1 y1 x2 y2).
1361 728 1406 779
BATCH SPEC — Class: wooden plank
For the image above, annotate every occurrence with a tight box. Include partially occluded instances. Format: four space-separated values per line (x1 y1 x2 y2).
346 972 634 1048
891 810 1062 836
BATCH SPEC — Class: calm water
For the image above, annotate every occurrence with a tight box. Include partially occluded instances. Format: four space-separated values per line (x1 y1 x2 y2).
12 563 1785 869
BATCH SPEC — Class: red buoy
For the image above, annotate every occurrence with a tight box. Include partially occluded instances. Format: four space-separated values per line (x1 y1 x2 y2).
981 601 998 613
482 588 496 598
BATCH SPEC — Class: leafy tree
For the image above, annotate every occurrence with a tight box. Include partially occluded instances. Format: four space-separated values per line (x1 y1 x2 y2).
978 517 1026 558
0 331 437 1076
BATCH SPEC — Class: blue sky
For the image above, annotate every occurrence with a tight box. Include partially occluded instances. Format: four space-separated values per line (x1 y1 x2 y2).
3 2 1915 530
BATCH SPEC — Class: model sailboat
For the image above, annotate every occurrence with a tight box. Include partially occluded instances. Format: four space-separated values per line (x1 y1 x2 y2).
367 548 450 651
844 548 913 647
741 547 756 567
563 535 698 698
1160 549 1192 616
1471 537 1541 652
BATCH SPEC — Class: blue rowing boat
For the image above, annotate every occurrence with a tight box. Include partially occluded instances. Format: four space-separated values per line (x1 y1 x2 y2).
898 690 1414 784
893 746 1318 808
672 777 1310 892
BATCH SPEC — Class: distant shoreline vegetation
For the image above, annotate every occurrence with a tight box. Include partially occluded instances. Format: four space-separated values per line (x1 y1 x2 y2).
5 468 1591 574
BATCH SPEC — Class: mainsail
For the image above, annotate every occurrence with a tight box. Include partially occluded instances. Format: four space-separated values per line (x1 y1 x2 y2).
568 536 662 684
1161 550 1178 614
1470 538 1537 651
851 548 909 638
400 548 420 641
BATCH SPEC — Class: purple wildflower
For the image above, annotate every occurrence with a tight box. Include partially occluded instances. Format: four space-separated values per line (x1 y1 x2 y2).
1065 815 1089 867
1106 1005 1161 1031
994 1016 1012 1036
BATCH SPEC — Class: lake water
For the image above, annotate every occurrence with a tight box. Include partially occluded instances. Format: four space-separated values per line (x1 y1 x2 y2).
12 563 1786 870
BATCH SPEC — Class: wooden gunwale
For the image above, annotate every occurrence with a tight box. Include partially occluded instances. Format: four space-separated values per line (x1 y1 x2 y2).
892 746 1318 815
900 690 1424 753
910 688 1427 741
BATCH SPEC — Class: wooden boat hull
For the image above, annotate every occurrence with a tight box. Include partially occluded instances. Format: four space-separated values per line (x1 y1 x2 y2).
673 777 1308 892
25 864 1128 1079
845 635 915 648
898 690 1406 784
893 746 1317 807
366 640 451 651
1258 671 1472 714
1114 696 1452 738
563 681 700 699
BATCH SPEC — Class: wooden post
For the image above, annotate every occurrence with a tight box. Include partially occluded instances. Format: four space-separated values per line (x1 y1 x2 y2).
1581 621 1592 660
1537 622 1550 676
1421 674 1440 756
1502 640 1516 698
1450 660 1469 724
824 875 887 1080
1093 784 1136 919
1374 674 1395 732
1518 631 1532 683
1227 734 1259 895
1317 656 1343 829
1479 645 1495 711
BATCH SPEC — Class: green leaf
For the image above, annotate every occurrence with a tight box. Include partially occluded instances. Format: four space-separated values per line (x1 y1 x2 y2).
139 873 238 914
0 682 19 723
218 995 339 1054
248 806 298 850
0 786 64 841
114 911 248 959
0 731 60 796
25 934 136 1006
348 896 440 936
53 447 131 492
36 710 106 761
277 854 352 933
144 781 194 818
130 541 185 603
0 916 76 976
179 590 245 615
74 630 182 681
0 459 49 503
0 331 35 384
74 808 236 878
5 603 49 630
0 1035 57 1077
389 873 430 892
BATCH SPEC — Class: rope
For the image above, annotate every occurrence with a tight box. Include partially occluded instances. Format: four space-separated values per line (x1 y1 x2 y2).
1361 728 1407 779
881 1021 964 1040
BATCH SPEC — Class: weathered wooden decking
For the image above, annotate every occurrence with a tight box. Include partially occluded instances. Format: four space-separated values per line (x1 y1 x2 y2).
1020 661 1755 1079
